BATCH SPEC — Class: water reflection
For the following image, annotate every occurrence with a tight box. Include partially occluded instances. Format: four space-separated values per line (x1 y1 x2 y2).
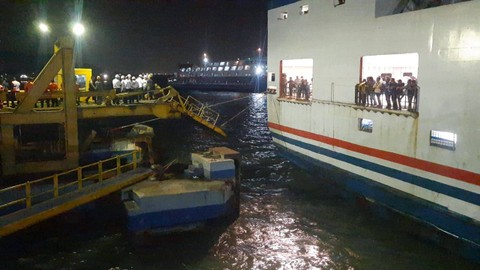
0 91 478 270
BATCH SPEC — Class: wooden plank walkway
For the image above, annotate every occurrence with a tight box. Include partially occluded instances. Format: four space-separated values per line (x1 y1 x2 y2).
0 167 153 238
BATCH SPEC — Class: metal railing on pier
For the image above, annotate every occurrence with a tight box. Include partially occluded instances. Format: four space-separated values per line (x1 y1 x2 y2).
0 150 141 215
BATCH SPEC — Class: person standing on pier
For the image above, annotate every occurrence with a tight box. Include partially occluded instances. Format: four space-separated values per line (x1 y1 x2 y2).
48 80 59 107
95 75 104 105
112 74 121 105
86 77 96 104
124 74 133 104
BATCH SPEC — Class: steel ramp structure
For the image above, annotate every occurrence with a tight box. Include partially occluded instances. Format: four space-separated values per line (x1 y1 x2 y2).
155 86 227 137
0 152 154 238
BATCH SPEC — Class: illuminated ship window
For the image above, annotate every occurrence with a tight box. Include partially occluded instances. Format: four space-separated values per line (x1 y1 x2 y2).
278 12 288 20
186 68 192 72
244 65 251 71
358 118 373 133
206 67 211 71
218 67 224 71
430 130 457 151
300 5 309 15
212 67 217 71
195 67 201 72
238 66 244 71
200 67 205 71
224 66 230 71
220 62 225 66
180 68 185 72
231 66 237 71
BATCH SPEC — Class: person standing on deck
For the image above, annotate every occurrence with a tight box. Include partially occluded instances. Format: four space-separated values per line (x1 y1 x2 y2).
288 77 295 97
396 79 405 110
389 78 398 110
366 76 376 107
373 76 382 108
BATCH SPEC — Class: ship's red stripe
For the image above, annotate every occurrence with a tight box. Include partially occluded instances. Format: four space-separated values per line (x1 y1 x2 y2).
268 122 480 187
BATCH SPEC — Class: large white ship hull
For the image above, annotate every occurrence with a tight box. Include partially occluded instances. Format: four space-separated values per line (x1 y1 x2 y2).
267 0 480 255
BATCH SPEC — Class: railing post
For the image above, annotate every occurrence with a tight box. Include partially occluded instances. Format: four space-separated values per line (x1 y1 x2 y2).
25 181 31 208
116 155 121 175
98 161 103 182
133 151 137 169
53 174 59 198
77 167 83 190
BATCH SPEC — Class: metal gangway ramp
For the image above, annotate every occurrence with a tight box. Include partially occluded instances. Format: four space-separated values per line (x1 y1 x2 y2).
155 86 227 137
0 151 153 237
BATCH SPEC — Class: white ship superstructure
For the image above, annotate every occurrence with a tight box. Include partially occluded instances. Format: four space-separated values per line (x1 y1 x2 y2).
266 0 480 253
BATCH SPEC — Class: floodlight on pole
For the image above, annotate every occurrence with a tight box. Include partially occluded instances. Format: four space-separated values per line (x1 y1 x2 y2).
38 22 50 33
72 22 85 36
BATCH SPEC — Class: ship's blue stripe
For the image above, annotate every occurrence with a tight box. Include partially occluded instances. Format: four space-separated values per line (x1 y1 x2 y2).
271 132 480 206
276 143 480 251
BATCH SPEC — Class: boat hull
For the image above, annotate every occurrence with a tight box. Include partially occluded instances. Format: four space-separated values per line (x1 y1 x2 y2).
270 128 480 259
266 0 480 260
123 179 235 234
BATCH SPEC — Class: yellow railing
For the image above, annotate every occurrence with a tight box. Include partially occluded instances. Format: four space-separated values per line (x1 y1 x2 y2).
0 150 141 214
183 95 220 126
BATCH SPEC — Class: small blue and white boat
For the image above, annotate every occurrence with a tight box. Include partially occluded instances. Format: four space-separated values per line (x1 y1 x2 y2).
121 147 240 234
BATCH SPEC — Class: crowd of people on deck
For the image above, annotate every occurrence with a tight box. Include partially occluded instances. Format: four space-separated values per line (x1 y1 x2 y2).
279 74 312 100
355 76 419 112
0 73 157 109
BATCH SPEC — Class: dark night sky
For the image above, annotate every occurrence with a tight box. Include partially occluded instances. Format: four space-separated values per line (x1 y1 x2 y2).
0 0 268 76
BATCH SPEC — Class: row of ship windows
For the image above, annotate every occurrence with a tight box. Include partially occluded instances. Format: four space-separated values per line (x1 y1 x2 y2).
359 118 457 151
180 65 251 73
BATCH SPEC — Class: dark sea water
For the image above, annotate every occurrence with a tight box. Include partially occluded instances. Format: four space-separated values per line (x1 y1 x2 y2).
1 91 478 270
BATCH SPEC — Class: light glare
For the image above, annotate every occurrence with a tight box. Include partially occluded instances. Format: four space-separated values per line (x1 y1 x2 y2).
72 23 85 36
39 22 50 33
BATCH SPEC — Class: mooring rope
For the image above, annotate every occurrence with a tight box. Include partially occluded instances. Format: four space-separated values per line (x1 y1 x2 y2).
220 93 266 127
206 90 267 108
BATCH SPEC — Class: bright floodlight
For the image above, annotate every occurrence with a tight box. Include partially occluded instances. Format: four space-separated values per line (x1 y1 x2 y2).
38 22 50 33
72 22 85 36
255 66 263 75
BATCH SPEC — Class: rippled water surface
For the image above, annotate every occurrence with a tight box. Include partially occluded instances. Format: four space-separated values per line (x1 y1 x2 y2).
1 91 478 270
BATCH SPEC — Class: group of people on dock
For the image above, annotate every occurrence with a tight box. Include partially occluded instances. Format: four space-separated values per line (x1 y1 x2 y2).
88 73 155 106
0 73 157 109
355 76 419 112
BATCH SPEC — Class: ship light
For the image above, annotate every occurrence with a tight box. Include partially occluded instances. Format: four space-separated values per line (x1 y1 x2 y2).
255 66 263 75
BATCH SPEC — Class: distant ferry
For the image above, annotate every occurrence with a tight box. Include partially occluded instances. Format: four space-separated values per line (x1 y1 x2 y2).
266 0 480 259
170 58 267 93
